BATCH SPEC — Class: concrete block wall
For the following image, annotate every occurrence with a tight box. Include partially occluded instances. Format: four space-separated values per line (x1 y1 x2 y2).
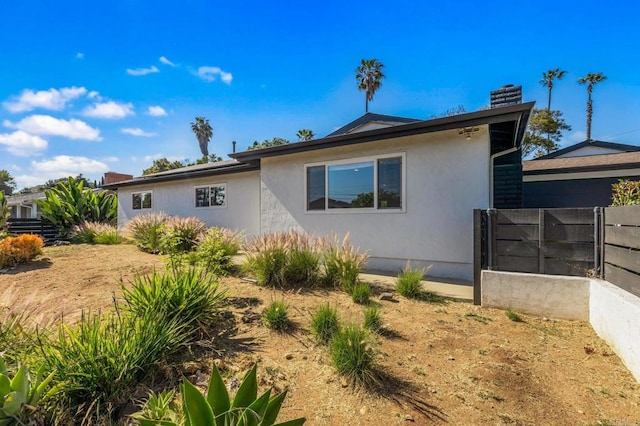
481 270 640 382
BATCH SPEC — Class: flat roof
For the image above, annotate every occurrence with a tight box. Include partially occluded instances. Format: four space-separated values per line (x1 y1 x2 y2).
523 151 640 174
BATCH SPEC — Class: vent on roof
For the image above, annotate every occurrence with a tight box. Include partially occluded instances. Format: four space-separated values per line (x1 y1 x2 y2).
490 85 522 109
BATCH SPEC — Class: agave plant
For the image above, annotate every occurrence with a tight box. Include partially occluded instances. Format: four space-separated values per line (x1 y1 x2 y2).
133 363 306 426
0 357 56 425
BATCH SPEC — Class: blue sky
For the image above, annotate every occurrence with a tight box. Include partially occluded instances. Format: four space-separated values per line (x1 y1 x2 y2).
1 0 639 190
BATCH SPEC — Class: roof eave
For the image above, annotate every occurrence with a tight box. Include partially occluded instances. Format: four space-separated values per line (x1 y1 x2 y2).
230 102 535 161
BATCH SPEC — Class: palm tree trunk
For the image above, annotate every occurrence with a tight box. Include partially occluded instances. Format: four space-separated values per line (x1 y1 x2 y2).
586 97 593 140
547 89 552 111
365 96 369 113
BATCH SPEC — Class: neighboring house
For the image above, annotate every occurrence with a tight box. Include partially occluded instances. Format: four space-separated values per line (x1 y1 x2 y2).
523 140 640 208
104 100 533 281
6 192 45 219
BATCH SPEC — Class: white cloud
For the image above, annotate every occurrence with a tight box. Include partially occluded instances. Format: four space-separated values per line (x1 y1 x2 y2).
143 153 164 162
0 131 48 156
76 52 84 59
4 115 101 141
3 86 87 113
126 65 159 76
197 66 233 84
82 101 134 119
15 155 110 188
102 156 119 162
121 128 156 137
147 105 167 116
159 56 175 67
88 91 100 99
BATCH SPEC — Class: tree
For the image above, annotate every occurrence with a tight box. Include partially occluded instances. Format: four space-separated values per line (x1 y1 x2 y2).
355 58 385 113
248 137 290 151
522 108 571 158
0 170 16 195
296 129 314 141
540 68 567 111
578 72 607 140
142 158 186 175
191 117 213 157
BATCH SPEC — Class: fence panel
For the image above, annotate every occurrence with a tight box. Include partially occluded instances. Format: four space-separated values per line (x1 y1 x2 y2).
6 218 61 245
603 206 640 298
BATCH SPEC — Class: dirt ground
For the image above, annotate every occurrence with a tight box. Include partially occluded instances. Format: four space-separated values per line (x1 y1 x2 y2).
1 244 639 425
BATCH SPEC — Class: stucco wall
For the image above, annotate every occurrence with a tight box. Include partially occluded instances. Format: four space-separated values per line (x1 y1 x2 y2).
116 171 260 236
259 128 491 280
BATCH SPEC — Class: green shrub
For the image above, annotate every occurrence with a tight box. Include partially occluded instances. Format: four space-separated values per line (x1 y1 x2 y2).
611 179 640 206
0 309 38 365
506 310 524 322
330 325 376 385
283 248 321 287
70 221 121 244
41 308 188 420
0 191 10 233
261 301 291 332
37 177 117 237
243 232 301 287
132 363 306 425
363 305 382 332
396 262 427 299
196 227 244 274
161 216 207 253
322 234 368 292
122 268 226 336
350 282 371 305
123 212 169 254
0 357 56 425
310 304 340 344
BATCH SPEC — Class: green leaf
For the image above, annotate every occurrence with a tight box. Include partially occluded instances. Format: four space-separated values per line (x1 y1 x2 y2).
0 375 11 399
182 378 214 426
262 390 287 425
205 363 230 419
9 365 28 396
238 389 271 426
231 364 257 409
2 391 26 416
0 358 6 375
31 370 55 405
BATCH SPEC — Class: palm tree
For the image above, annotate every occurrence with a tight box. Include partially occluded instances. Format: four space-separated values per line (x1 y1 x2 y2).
540 68 567 111
296 129 314 141
355 59 385 113
578 72 607 140
191 117 213 157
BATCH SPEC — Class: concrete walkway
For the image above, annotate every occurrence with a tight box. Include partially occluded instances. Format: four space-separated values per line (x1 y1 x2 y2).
360 269 474 302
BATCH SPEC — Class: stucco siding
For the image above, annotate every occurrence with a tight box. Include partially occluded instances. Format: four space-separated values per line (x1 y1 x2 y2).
117 171 260 236
259 128 491 280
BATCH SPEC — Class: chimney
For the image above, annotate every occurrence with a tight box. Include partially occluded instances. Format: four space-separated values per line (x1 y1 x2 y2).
103 172 134 185
490 84 522 109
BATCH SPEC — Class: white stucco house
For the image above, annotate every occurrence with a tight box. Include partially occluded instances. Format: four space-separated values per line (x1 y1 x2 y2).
104 103 533 281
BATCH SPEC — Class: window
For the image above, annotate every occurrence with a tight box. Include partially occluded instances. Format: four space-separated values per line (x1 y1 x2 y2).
306 154 404 211
132 191 152 210
195 184 226 208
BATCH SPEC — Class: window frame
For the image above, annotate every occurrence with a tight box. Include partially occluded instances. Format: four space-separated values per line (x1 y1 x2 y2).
194 183 227 209
132 190 153 211
304 152 406 214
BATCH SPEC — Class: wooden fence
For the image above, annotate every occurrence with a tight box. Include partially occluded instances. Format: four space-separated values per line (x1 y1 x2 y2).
603 206 640 298
474 206 640 304
6 218 61 244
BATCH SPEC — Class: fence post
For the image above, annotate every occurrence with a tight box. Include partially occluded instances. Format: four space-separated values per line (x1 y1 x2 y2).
473 209 482 305
486 209 497 270
538 209 545 274
598 207 605 279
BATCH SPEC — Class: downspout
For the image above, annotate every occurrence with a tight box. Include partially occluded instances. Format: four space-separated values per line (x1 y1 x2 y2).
489 113 525 208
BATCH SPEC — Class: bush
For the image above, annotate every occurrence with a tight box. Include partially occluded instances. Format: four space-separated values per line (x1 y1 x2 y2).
123 212 169 254
196 227 244 273
611 179 640 206
41 308 188 420
363 305 382 332
396 262 427 299
350 282 371 305
122 268 226 336
133 363 306 425
330 325 376 385
161 216 207 253
283 248 321 287
0 191 10 234
0 234 43 268
322 234 368 292
310 304 340 344
37 177 117 237
70 221 121 244
261 301 291 332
